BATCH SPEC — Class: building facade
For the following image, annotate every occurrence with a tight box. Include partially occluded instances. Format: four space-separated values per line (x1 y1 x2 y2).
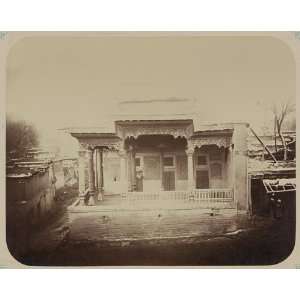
67 100 249 211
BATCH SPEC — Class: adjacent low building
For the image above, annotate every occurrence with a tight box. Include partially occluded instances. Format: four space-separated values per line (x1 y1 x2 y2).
6 161 57 258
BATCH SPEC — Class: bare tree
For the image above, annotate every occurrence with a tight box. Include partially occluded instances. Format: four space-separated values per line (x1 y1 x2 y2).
6 116 39 157
272 100 295 160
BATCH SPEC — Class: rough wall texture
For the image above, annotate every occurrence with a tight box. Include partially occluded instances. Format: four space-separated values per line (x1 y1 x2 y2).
6 167 57 259
232 124 249 211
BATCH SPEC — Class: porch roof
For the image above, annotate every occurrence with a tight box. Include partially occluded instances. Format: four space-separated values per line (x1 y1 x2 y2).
62 98 249 136
63 120 240 137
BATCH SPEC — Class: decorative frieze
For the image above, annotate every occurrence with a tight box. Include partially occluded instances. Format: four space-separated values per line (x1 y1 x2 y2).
190 136 232 149
79 137 122 151
116 122 194 139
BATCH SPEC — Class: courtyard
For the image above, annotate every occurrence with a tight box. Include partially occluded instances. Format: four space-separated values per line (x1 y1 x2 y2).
16 186 296 267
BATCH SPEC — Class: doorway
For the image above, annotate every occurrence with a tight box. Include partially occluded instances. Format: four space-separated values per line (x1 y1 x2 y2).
163 171 175 191
136 172 143 191
196 170 209 189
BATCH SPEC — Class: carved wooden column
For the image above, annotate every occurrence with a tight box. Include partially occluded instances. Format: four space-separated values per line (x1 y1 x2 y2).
87 147 96 205
94 149 98 190
100 149 104 189
132 148 136 191
127 145 136 192
119 149 127 193
157 143 166 191
96 148 104 200
78 148 86 205
227 144 234 188
127 149 132 192
186 142 195 190
159 149 164 191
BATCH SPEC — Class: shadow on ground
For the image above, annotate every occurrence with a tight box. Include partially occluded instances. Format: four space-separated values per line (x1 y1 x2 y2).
17 188 296 267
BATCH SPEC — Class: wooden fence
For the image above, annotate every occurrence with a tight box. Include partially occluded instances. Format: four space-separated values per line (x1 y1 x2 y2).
124 189 234 207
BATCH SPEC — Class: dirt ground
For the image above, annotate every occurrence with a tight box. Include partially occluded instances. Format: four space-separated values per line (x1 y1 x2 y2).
15 187 296 267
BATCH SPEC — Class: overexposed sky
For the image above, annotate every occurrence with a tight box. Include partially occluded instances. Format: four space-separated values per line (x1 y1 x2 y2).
6 34 296 149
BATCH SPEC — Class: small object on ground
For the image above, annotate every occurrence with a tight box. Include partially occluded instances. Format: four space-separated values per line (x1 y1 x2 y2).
225 229 245 236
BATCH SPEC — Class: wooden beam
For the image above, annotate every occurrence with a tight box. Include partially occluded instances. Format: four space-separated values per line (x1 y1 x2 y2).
250 127 277 163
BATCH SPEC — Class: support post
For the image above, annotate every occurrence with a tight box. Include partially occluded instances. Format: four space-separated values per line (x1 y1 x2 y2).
186 146 195 190
160 150 164 191
87 148 96 205
185 140 195 191
132 149 136 191
97 148 104 201
78 148 86 205
127 148 132 192
94 149 98 190
119 149 127 193
127 145 136 192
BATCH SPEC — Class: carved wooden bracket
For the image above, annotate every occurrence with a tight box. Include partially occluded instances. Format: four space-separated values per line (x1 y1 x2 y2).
189 136 232 149
79 137 122 151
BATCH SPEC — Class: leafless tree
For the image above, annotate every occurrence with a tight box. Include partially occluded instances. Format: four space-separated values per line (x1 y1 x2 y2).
6 116 39 157
272 100 295 160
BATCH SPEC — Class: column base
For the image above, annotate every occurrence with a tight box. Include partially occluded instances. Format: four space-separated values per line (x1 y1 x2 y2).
87 193 96 206
188 190 195 201
79 194 86 206
97 191 103 201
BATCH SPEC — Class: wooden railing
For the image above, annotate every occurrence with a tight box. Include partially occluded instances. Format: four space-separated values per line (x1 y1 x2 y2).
125 188 234 203
192 189 233 202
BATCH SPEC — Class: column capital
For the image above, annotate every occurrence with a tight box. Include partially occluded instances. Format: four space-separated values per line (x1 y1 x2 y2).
79 142 95 151
186 149 194 156
119 149 127 158
186 140 194 156
185 146 194 156
78 149 86 156
87 147 95 153
128 144 135 152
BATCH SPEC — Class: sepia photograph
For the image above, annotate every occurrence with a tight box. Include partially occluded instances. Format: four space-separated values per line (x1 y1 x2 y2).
2 32 297 267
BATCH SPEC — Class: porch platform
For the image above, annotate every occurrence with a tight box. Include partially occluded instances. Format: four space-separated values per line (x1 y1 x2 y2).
69 197 237 214
69 188 236 212
66 188 241 242
67 203 242 243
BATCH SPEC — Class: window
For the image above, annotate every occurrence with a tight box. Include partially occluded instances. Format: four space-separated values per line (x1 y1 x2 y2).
197 155 207 165
135 157 141 167
163 156 174 167
144 156 160 179
210 151 222 161
210 163 222 177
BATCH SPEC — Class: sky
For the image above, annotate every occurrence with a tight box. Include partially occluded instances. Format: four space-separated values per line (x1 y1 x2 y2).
6 34 296 152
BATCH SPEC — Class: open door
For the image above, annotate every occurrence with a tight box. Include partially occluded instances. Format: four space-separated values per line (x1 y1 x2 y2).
196 170 209 189
163 171 175 191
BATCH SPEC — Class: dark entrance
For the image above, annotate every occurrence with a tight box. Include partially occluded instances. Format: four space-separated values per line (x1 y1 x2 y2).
136 170 143 192
196 170 209 189
163 171 175 191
